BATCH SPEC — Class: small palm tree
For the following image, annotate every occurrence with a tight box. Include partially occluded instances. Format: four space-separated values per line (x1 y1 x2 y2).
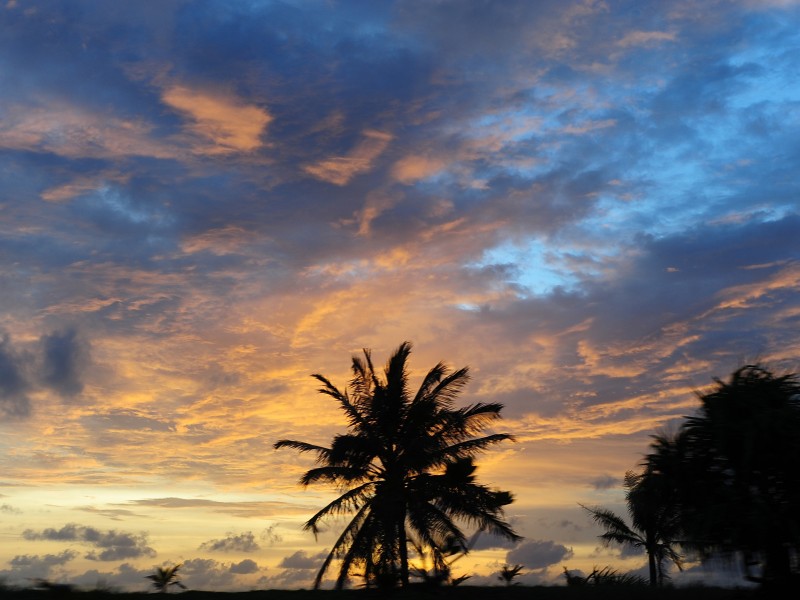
497 563 524 585
145 564 186 593
583 469 682 586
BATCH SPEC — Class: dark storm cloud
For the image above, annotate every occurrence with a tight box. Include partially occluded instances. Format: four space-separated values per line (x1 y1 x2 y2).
40 328 90 397
1 326 92 416
23 524 156 561
0 332 30 418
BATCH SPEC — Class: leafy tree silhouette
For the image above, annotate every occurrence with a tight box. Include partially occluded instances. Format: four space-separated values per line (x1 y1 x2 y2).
673 365 800 586
145 564 186 593
274 341 520 589
582 467 683 586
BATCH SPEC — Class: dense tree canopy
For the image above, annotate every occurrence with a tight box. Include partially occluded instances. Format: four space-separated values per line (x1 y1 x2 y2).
639 365 800 586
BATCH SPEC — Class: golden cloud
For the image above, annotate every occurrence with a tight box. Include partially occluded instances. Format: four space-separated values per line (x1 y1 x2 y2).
162 85 272 154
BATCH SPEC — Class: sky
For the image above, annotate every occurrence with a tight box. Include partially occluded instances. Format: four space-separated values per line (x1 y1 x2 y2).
1 0 799 591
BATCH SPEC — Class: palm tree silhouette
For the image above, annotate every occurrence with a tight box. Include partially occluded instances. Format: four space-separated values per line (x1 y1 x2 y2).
145 564 186 593
274 341 520 589
497 563 524 585
583 468 682 586
676 365 800 585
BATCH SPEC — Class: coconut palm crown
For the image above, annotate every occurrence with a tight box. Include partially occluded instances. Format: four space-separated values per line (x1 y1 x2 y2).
274 341 520 589
145 564 186 593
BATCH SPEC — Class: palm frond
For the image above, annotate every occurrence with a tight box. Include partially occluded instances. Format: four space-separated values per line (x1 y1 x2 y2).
421 366 471 410
313 373 368 429
411 362 449 404
273 439 331 459
313 500 374 589
299 465 371 486
582 504 644 547
303 482 376 535
439 434 514 460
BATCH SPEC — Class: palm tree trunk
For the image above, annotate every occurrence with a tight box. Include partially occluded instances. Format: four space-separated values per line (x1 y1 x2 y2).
398 516 409 587
647 549 657 586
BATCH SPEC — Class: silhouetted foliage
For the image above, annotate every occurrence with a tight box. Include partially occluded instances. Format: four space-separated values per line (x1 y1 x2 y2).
145 565 186 593
582 467 683 586
274 342 520 589
662 365 800 586
409 532 472 587
497 564 524 586
563 566 647 586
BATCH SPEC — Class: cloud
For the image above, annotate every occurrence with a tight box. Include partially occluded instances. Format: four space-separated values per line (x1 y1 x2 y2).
23 524 156 561
589 475 619 490
391 154 448 184
278 550 327 570
230 559 259 574
0 332 30 418
179 558 235 590
0 551 78 582
161 85 272 154
77 506 145 521
616 30 676 47
506 540 574 570
81 410 176 433
40 173 129 203
260 524 283 545
471 531 521 551
126 497 310 518
303 129 393 185
39 328 90 397
0 102 177 160
199 531 260 553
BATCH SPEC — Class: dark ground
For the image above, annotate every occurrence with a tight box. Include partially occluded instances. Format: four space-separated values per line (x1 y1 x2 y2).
0 586 768 600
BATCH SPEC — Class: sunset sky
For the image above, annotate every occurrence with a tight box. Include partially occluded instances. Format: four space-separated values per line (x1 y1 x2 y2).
1 0 800 591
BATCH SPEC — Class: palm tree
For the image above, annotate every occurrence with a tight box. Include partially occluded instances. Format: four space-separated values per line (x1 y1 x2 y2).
497 564 524 585
676 365 800 584
274 342 520 589
145 564 186 593
583 468 683 586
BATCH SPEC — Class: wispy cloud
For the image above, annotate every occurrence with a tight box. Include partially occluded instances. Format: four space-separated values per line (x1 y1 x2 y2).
304 129 393 185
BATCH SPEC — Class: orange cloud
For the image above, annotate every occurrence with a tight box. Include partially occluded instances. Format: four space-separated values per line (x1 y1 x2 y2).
162 85 272 154
41 173 130 203
180 225 255 256
303 129 392 185
391 154 447 184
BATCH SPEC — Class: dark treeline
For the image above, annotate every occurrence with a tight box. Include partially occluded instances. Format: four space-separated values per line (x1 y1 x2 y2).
585 365 800 590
